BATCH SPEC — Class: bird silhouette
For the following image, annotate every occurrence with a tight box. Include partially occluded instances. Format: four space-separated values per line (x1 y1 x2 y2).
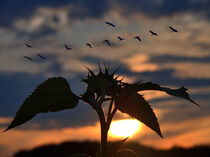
24 56 33 62
37 53 47 60
169 26 178 32
149 30 158 36
105 22 116 27
118 36 125 41
103 40 111 46
86 43 92 48
25 44 33 48
134 36 142 42
65 44 72 50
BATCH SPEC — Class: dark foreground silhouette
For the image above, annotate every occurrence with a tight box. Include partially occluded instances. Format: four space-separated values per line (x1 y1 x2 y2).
14 141 210 157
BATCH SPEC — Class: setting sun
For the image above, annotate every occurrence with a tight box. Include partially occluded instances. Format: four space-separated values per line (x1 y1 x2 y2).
109 119 142 138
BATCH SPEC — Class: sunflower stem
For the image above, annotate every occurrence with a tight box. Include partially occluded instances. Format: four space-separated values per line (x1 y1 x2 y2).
94 91 108 157
107 104 118 131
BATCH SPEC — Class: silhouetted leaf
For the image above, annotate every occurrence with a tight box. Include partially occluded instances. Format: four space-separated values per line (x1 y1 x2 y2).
114 149 138 157
123 82 200 107
117 93 162 138
4 77 79 132
68 154 91 157
106 138 128 157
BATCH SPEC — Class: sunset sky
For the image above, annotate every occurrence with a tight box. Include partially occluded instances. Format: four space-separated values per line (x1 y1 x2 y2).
0 0 210 156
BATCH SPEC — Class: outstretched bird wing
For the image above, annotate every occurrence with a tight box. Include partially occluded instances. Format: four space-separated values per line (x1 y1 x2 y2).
25 44 33 48
105 22 116 27
149 30 158 36
103 40 110 46
65 44 72 50
86 43 92 48
118 36 124 41
169 26 178 32
37 53 47 60
134 36 141 42
24 56 33 61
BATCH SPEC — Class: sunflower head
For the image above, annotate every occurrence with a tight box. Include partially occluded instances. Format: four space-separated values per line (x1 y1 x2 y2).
81 64 122 102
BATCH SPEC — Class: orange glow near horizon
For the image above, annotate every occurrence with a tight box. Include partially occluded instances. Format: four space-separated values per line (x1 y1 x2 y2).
108 119 142 138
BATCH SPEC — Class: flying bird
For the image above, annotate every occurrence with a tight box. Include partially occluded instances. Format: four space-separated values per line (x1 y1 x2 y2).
117 36 125 41
24 56 33 62
105 21 116 27
25 44 33 48
37 53 47 60
149 30 158 36
86 43 92 48
65 44 72 50
103 40 111 46
134 36 142 42
169 26 178 32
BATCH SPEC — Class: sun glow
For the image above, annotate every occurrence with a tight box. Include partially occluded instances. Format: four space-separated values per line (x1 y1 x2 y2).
109 119 142 137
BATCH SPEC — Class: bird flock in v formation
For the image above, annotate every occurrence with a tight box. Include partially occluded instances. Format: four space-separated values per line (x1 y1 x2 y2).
23 21 178 62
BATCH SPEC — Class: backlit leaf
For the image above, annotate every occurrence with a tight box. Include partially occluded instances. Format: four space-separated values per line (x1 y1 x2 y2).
4 77 79 132
123 82 200 107
116 93 162 138
106 137 128 157
114 149 137 157
96 138 128 157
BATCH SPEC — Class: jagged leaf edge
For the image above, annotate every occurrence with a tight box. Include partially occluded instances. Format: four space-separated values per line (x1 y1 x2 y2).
123 82 200 107
4 77 79 132
116 93 163 138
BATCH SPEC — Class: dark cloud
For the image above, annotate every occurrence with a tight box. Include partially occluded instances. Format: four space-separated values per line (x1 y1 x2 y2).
194 42 210 51
0 0 109 28
0 72 46 116
26 102 98 129
16 26 57 39
68 0 109 20
29 26 57 38
1 0 210 29
112 0 210 18
0 0 68 27
159 101 210 121
150 54 210 64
